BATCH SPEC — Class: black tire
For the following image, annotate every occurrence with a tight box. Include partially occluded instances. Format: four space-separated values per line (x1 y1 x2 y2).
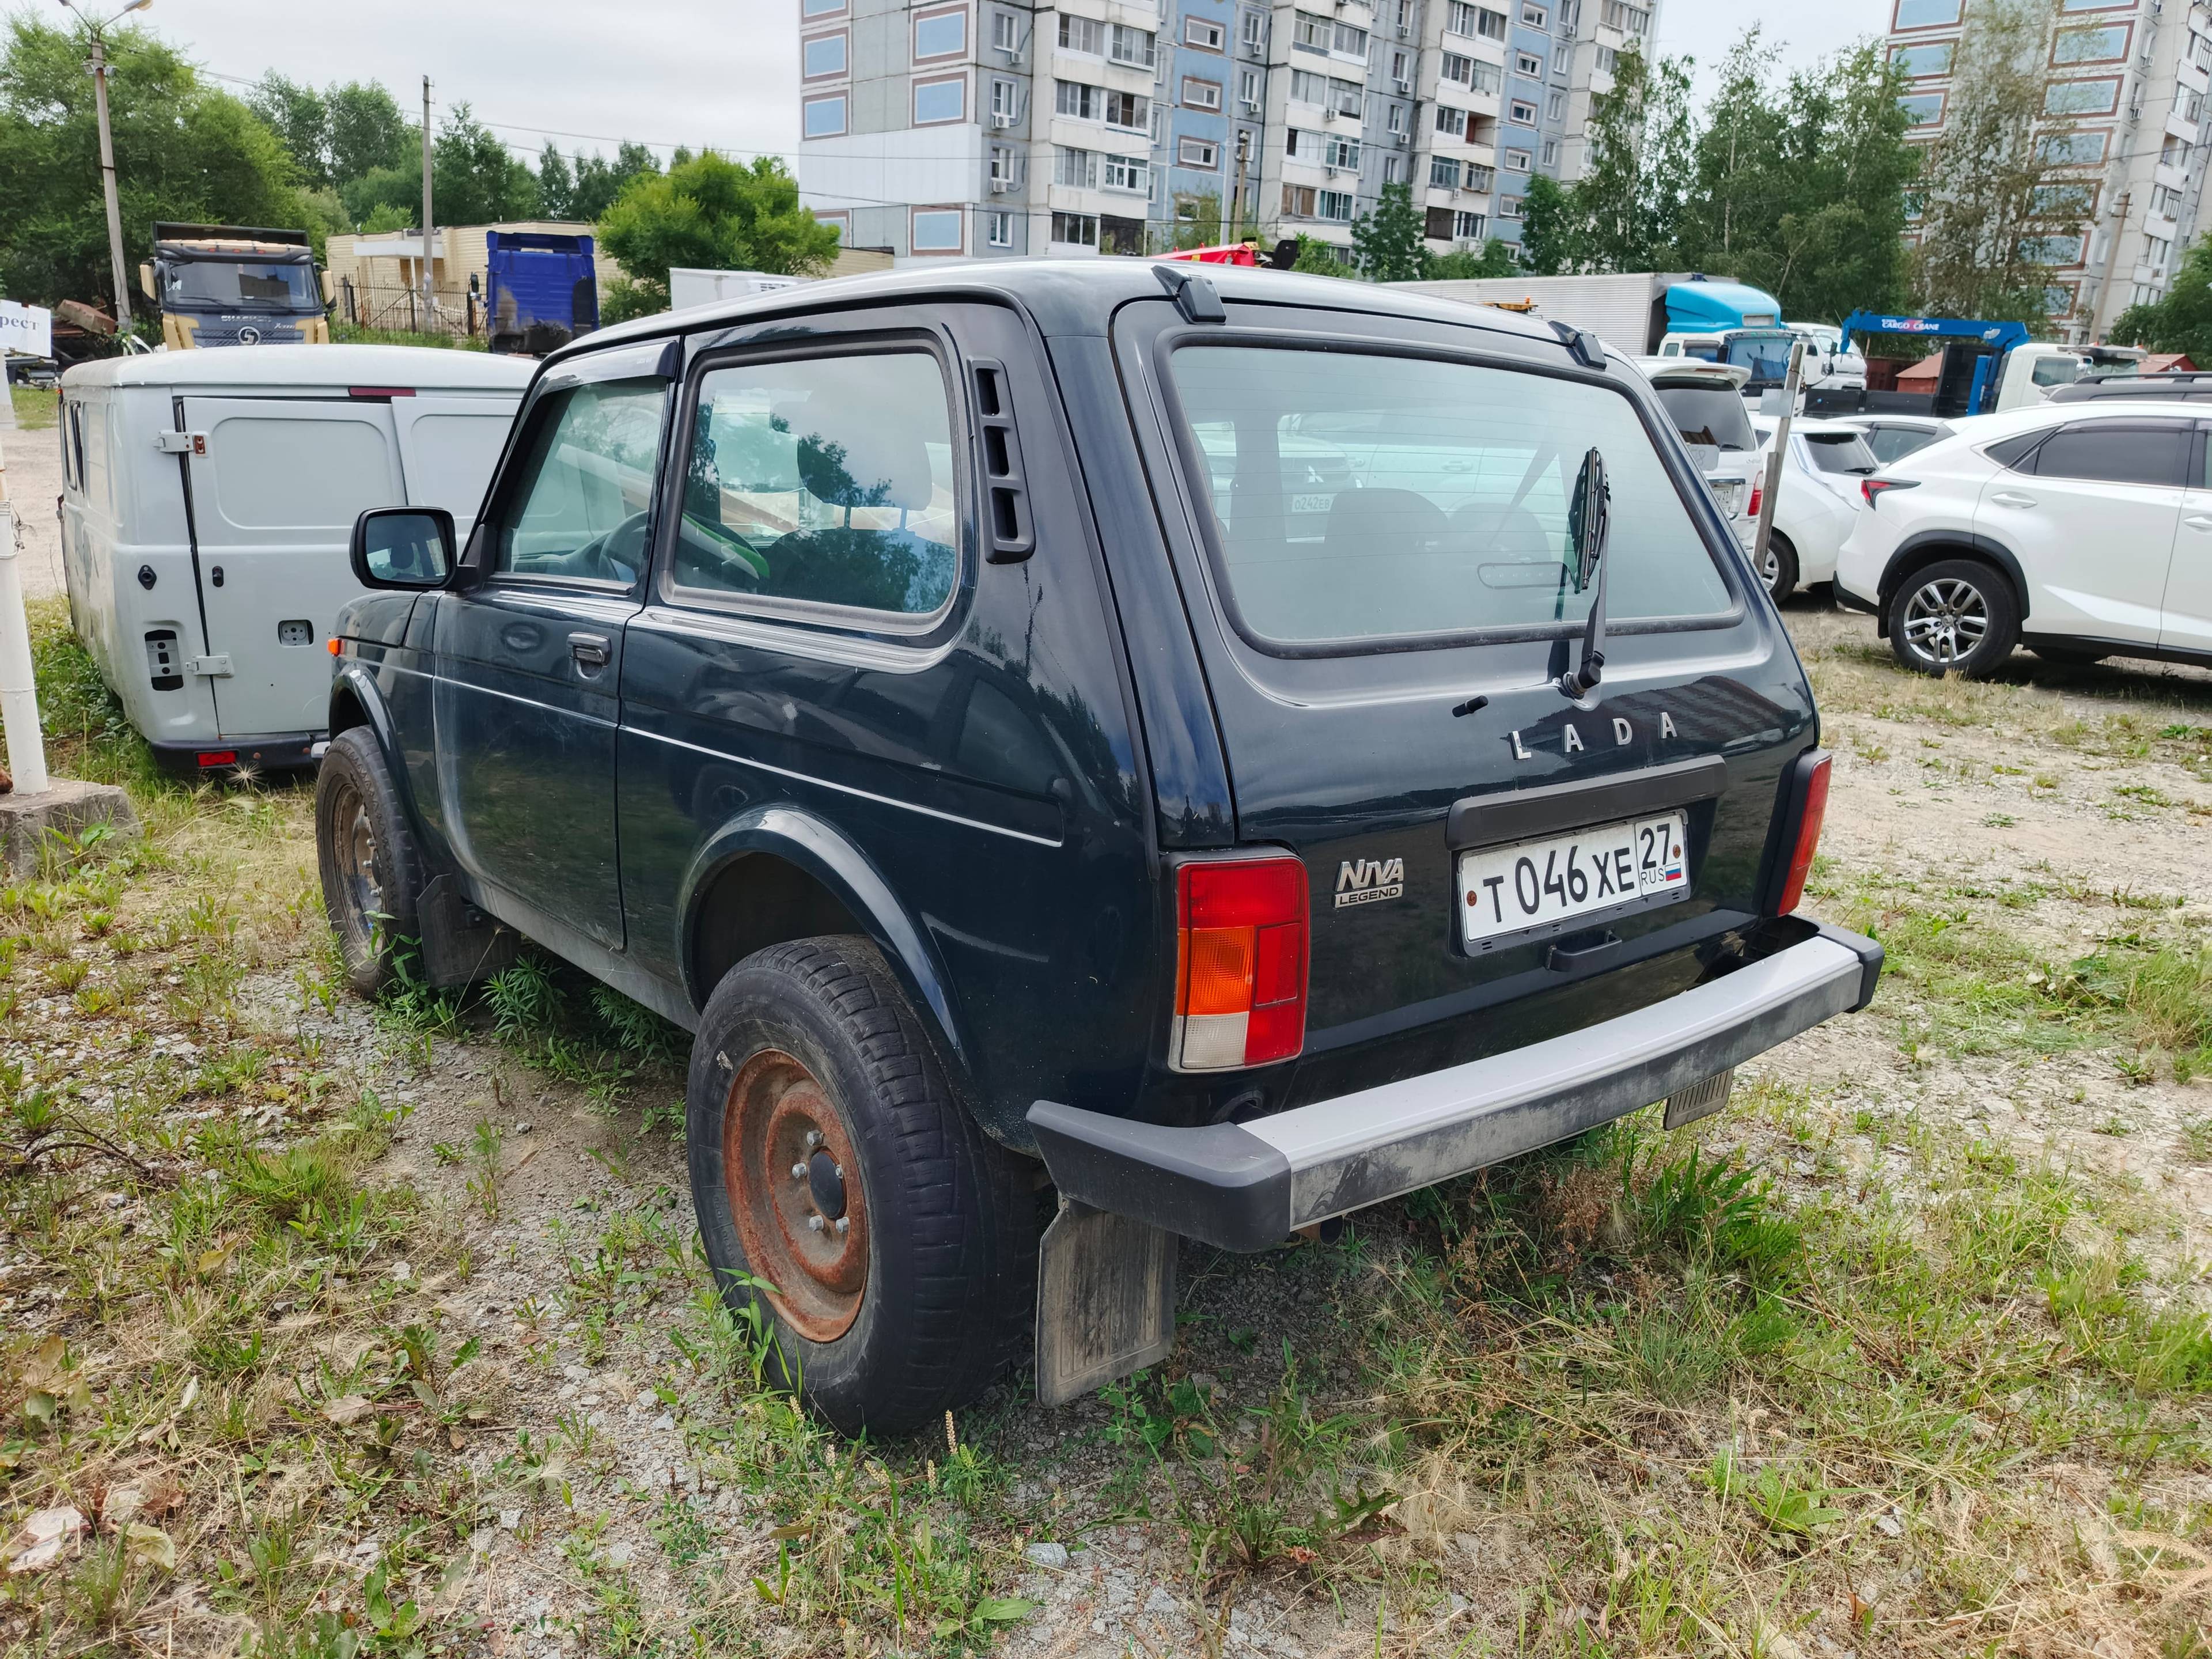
686 935 1037 1437
1886 558 2021 679
1760 532 1800 604
2030 642 2109 666
314 726 426 997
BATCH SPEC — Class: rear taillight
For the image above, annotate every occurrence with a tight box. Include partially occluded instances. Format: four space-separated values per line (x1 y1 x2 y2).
196 750 238 768
1861 477 1918 509
1173 855 1308 1071
1746 482 1763 521
1774 751 1831 915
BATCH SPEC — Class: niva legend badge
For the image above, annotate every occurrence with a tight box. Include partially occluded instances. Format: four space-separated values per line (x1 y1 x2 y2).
1335 857 1405 909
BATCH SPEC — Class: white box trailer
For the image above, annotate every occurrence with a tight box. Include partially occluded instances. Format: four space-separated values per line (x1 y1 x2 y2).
1394 273 1674 357
58 344 533 776
669 268 805 310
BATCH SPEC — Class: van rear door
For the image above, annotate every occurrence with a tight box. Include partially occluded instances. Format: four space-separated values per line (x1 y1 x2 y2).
1109 296 1815 1092
181 396 406 738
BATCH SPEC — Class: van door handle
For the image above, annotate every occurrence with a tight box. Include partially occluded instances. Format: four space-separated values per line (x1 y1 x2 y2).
569 631 612 669
1988 491 2037 510
2185 514 2212 531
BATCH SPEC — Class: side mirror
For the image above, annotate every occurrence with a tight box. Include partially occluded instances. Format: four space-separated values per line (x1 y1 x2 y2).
351 506 456 590
1566 447 1609 593
139 262 154 299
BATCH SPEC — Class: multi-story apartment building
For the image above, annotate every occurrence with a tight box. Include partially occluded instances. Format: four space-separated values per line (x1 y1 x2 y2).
796 0 1657 265
1887 0 2212 342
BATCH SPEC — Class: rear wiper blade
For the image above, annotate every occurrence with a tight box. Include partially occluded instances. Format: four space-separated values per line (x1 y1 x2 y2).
1556 448 1610 702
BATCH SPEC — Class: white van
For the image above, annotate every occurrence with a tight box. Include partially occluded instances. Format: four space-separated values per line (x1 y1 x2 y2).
58 346 533 775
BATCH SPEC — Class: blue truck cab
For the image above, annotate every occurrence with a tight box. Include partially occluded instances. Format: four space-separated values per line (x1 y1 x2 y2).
317 260 1879 1433
1652 279 1797 396
483 230 600 356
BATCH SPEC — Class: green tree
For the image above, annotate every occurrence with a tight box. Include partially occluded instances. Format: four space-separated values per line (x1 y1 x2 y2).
1289 233 1355 276
325 81 413 192
1351 180 1426 282
1575 45 1696 272
2111 234 2212 357
1423 238 1520 279
1911 0 2077 328
248 71 331 189
341 103 540 230
597 151 839 313
0 18 312 314
537 142 574 219
571 142 662 221
1517 174 1577 275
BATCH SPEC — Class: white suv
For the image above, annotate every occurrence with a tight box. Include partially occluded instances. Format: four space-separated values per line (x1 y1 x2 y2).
1836 400 2212 677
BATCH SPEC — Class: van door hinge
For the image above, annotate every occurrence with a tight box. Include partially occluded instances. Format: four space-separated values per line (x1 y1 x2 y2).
155 431 208 456
183 654 233 677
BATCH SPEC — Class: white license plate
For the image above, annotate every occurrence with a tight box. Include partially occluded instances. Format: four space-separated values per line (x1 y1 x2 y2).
1289 493 1335 514
1459 812 1688 948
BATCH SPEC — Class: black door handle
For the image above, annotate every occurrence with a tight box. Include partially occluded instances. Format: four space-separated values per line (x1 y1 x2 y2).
210 565 225 588
569 631 612 668
1546 931 1622 974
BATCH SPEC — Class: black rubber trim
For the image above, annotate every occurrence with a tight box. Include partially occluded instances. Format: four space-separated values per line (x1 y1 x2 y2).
2020 634 2212 671
1812 919 1884 1012
1833 580 1877 615
1027 1100 1291 1252
1446 753 1729 851
150 733 319 771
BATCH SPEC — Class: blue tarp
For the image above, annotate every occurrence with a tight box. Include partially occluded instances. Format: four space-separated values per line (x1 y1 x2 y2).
1665 280 1785 334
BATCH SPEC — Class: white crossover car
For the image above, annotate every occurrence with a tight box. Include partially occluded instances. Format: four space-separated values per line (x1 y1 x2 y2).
1835 399 2212 676
1748 416 1878 601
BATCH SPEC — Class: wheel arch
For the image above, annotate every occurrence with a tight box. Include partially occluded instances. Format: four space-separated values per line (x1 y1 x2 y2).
1875 531 2029 629
679 808 976 1093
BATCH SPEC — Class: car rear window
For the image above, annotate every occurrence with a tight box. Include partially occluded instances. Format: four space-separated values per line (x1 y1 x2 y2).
1804 431 1878 475
1166 345 1736 648
1653 385 1757 452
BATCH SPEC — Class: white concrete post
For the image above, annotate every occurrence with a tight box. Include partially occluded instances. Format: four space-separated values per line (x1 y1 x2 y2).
0 415 50 796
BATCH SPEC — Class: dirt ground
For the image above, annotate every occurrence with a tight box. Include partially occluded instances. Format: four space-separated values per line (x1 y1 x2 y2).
4 390 66 602
4 599 2209 1658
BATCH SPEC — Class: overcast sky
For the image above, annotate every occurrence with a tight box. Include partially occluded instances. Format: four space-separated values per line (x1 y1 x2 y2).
130 0 1889 169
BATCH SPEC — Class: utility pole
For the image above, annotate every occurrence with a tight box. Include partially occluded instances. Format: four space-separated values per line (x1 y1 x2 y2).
60 0 153 331
1228 129 1252 245
421 75 435 323
1751 339 1805 588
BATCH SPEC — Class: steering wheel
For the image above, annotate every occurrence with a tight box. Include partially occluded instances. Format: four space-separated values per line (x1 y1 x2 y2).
568 509 654 583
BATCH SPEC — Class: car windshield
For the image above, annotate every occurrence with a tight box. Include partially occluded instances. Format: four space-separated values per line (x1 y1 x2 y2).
1725 335 1797 385
1805 431 1878 475
1168 345 1734 647
2031 356 2083 389
1653 385 1758 452
158 256 319 311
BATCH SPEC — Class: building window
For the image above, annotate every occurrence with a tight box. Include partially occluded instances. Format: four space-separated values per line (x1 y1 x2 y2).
1283 183 1317 216
1541 137 1559 165
800 0 845 14
913 7 967 62
1104 88 1147 127
991 77 1022 124
1455 210 1487 238
1179 135 1221 168
1516 51 1543 76
1057 79 1100 118
813 210 850 242
1503 147 1531 171
1891 0 1961 25
1509 99 1537 125
1387 101 1407 134
802 94 847 137
1440 51 1473 85
1898 90 1945 125
989 143 1018 187
1184 75 1223 109
2177 84 2206 123
2017 233 2085 266
1552 44 1570 74
1546 91 1565 120
1472 59 1501 92
1384 154 1401 182
1294 10 1332 52
1185 16 1225 50
2037 129 2105 166
911 206 964 252
1499 194 1525 218
1056 146 1098 187
1334 20 1369 55
1241 9 1267 50
987 210 1015 247
991 9 1019 52
1467 164 1495 190
1521 3 1547 25
1430 156 1462 187
1391 48 1411 88
1444 0 1479 35
1111 23 1157 66
2044 77 2120 116
1058 14 1103 54
1323 134 1361 168
1436 105 1468 137
1480 5 1508 38
2052 24 2128 65
914 74 967 124
1103 151 1148 191
1051 210 1099 247
1889 41 1952 78
1317 188 1356 221
1238 69 1261 110
802 31 847 79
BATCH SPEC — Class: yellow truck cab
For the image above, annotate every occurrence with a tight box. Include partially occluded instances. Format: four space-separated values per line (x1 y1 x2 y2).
139 223 332 350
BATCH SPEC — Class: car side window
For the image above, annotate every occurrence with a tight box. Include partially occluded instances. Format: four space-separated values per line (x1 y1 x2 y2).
2195 428 2212 490
673 349 960 618
2029 423 2187 487
494 377 668 584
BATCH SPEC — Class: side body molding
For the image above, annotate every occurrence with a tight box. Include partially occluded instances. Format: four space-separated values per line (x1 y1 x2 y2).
676 805 975 1081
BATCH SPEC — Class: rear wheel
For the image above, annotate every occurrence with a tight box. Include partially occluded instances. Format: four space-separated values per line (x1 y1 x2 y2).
315 727 425 996
1760 533 1800 604
1887 559 2020 679
686 936 1037 1437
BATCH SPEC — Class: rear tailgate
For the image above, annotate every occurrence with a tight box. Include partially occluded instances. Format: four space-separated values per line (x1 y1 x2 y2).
1111 292 1815 1098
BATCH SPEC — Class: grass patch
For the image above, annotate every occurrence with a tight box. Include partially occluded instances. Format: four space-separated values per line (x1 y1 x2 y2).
10 382 58 430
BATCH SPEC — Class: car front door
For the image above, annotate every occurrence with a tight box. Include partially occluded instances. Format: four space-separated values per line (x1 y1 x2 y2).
1975 418 2186 645
2164 423 2212 657
181 396 408 737
432 342 674 953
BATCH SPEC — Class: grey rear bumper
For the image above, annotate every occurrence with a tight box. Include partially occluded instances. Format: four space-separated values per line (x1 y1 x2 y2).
1028 922 1881 1252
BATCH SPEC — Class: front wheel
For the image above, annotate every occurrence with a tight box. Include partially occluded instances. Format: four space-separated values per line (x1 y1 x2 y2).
1887 559 2020 679
315 727 426 995
685 936 1037 1436
1760 532 1800 604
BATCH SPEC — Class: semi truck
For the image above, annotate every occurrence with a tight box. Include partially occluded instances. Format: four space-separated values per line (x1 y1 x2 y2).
1838 313 2089 418
1393 271 1801 396
139 223 331 349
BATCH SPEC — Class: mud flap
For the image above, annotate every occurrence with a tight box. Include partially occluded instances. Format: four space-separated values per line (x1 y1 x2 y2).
1662 1066 1735 1131
1033 1200 1177 1407
418 874 520 990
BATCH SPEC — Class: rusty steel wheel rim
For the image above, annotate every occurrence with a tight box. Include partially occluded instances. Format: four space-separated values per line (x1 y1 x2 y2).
722 1049 868 1342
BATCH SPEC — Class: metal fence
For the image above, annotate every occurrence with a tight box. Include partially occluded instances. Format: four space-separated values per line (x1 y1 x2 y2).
335 276 478 339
